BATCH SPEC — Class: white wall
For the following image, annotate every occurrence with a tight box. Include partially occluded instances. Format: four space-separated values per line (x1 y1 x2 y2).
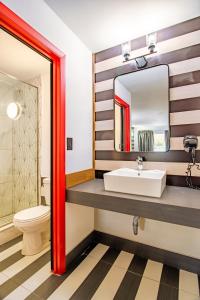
115 79 132 151
66 204 94 253
95 209 200 259
115 79 131 106
2 0 93 174
1 0 94 253
41 72 51 178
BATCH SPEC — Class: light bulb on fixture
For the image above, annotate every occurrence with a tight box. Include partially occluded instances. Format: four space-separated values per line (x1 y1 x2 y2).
146 32 157 53
121 41 131 61
6 102 22 120
121 31 157 68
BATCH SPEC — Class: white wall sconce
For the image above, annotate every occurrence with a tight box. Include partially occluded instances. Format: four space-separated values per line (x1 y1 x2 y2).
6 102 22 120
146 32 157 53
121 32 157 68
121 41 131 62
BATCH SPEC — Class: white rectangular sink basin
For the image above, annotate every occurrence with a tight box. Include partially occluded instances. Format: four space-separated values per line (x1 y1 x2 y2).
104 168 166 198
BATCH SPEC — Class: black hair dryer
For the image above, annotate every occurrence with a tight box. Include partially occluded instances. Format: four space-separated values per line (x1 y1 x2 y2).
183 135 198 164
183 135 200 189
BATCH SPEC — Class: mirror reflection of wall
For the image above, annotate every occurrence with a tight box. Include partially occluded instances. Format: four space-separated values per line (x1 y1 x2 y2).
114 65 169 152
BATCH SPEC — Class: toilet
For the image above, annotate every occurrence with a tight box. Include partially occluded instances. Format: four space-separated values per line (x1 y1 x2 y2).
13 178 50 255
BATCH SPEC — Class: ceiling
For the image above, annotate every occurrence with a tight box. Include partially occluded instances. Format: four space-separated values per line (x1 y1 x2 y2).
0 29 50 82
44 0 200 52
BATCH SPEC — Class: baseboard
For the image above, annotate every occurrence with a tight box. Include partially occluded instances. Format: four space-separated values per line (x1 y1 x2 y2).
66 231 95 267
93 230 200 274
66 169 95 188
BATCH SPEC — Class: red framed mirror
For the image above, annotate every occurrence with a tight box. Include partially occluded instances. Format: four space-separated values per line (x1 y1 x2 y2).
0 3 66 274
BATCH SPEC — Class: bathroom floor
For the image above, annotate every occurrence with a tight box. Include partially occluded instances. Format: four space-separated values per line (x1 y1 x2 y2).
0 236 199 300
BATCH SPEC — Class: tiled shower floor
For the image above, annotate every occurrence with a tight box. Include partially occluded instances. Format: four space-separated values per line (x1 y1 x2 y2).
0 236 199 299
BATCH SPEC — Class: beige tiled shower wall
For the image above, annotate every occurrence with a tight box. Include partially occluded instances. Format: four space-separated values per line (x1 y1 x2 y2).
0 73 38 220
0 76 14 218
12 81 38 213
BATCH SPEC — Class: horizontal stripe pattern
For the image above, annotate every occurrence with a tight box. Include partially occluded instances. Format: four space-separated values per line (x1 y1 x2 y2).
169 57 200 76
170 97 200 113
169 70 200 88
94 18 200 186
95 44 200 83
95 125 200 140
95 120 114 131
95 99 113 112
96 110 200 125
95 80 200 99
96 89 113 102
95 109 200 129
95 137 200 151
170 110 200 125
95 150 200 163
95 69 200 92
170 83 200 101
95 160 200 176
95 30 200 74
95 110 114 121
95 17 200 63
95 140 114 151
1 237 199 299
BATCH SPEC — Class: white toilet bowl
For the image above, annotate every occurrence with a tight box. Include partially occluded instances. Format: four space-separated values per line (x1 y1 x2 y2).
13 205 50 255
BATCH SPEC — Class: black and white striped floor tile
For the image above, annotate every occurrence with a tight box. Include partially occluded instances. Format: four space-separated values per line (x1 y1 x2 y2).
0 237 199 300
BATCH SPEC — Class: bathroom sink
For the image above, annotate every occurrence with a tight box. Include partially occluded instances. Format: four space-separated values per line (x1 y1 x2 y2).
104 168 166 198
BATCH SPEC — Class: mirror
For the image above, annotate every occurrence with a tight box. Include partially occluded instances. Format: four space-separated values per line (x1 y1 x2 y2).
114 65 169 152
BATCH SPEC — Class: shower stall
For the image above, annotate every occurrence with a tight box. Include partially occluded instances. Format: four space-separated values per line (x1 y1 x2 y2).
0 72 39 228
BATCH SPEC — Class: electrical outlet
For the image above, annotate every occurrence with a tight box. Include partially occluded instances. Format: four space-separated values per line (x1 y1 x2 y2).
67 137 73 150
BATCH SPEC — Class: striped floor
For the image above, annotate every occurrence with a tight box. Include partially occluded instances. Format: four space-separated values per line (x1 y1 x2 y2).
0 237 200 300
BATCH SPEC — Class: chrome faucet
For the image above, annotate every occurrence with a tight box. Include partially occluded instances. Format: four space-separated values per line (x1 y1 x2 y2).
136 156 143 175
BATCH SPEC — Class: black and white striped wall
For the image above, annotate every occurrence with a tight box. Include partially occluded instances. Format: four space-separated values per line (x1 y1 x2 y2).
94 17 200 186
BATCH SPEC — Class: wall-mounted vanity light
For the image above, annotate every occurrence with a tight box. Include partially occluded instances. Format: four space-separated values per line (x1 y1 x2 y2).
121 41 131 62
6 102 22 120
122 32 157 68
146 32 157 53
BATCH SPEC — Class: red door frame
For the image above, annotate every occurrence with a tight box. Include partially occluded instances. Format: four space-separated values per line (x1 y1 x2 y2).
0 3 66 274
115 95 130 152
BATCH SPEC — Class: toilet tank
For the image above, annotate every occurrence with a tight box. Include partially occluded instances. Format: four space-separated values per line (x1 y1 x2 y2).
41 177 51 205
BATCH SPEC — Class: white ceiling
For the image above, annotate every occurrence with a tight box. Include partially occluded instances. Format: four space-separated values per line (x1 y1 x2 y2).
0 29 50 82
44 0 200 52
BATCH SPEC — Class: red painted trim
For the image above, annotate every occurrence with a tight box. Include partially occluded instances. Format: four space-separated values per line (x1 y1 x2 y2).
115 95 130 151
0 3 66 274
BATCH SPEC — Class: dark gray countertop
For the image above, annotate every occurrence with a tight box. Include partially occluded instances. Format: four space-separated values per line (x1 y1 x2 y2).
66 179 200 228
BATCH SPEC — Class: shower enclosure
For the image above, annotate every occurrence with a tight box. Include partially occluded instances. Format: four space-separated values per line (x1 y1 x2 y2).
0 72 38 228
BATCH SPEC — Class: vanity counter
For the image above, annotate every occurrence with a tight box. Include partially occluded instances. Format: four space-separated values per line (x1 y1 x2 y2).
66 179 200 229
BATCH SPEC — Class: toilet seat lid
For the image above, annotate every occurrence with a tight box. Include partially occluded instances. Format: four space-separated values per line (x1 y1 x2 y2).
14 205 50 222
